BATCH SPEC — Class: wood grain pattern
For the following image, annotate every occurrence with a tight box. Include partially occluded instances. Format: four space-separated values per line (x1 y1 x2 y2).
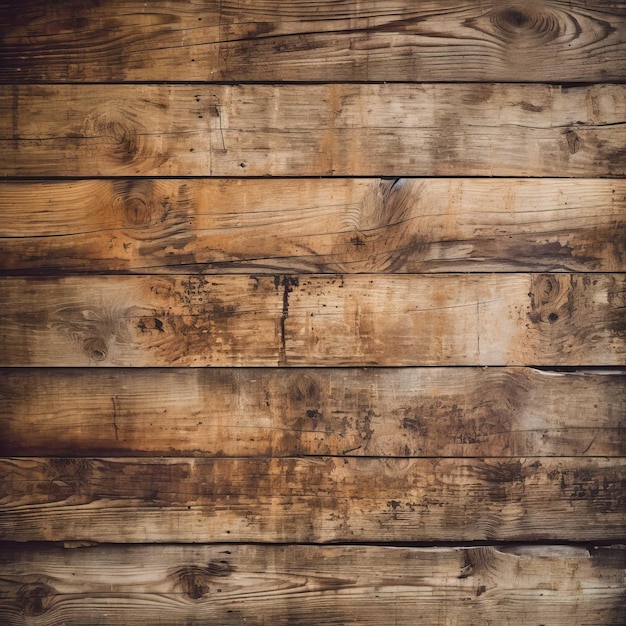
2 367 624 458
1 178 625 274
1 0 625 622
0 543 624 625
2 84 625 177
1 274 624 366
1 456 625 543
1 1 625 83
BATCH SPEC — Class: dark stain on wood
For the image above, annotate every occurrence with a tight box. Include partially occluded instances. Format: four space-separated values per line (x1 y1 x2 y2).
276 275 299 365
566 130 581 154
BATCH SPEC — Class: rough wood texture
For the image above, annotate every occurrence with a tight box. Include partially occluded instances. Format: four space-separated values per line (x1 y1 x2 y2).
2 367 624 458
1 456 625 543
1 274 624 367
1 1 625 83
2 84 625 177
0 543 624 625
1 178 625 274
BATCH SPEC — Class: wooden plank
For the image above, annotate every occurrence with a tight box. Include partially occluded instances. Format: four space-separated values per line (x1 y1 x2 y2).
0 274 624 366
0 457 624 543
2 84 625 177
1 367 624 458
1 178 625 274
0 544 624 625
1 1 625 83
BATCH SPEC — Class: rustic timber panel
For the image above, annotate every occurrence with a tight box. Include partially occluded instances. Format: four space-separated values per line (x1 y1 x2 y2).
1 178 625 274
1 544 624 626
1 274 624 366
2 84 626 177
1 0 625 622
2 368 624 458
1 1 625 83
1 457 625 543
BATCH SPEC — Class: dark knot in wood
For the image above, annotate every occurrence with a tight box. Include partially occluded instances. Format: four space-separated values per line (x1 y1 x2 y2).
17 582 55 616
489 5 561 44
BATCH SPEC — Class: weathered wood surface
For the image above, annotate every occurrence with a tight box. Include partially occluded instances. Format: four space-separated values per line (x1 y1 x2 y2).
2 84 625 177
2 178 625 274
0 544 624 625
1 274 624 366
1 457 624 543
1 1 626 83
2 367 624 458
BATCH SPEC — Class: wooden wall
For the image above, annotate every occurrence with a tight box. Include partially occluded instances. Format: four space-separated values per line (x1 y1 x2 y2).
1 1 625 623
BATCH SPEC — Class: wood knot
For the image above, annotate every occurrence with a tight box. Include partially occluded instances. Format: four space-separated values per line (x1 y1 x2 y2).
17 582 55 616
500 6 532 29
105 119 140 163
487 4 561 45
49 458 93 480
83 336 108 361
528 275 573 325
123 195 151 225
50 305 122 363
84 112 141 164
138 317 165 333
179 568 211 599
113 180 156 225
565 130 581 154
290 374 321 403
174 561 234 600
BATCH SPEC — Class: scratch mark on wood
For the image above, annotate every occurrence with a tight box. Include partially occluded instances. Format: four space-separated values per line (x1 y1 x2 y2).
112 396 120 441
275 275 298 366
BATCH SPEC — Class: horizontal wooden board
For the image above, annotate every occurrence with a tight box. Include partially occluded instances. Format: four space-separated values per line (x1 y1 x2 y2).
2 84 625 177
2 368 625 458
1 178 625 274
0 544 624 625
0 274 624 366
1 457 624 543
1 1 625 83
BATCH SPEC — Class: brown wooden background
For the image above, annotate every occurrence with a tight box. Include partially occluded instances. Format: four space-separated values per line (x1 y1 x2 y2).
1 1 625 624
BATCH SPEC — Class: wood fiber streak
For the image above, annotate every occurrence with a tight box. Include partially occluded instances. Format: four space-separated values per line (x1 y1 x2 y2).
1 1 625 82
1 178 625 274
1 368 624 458
1 84 625 177
0 544 624 625
1 457 625 543
3 274 624 366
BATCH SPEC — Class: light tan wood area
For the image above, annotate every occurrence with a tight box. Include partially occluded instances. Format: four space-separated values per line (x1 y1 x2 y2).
1 457 624 543
1 178 624 274
0 544 624 625
2 84 625 177
2 368 624 458
2 1 625 83
1 274 624 366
